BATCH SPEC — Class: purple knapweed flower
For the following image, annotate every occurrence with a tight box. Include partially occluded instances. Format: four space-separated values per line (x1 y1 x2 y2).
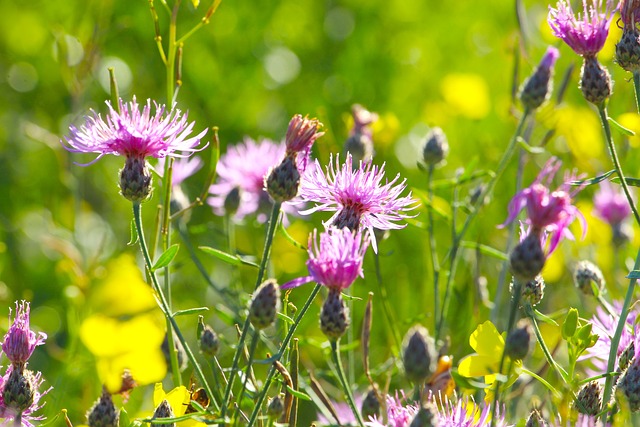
63 97 207 164
156 156 203 188
439 396 511 427
548 0 616 57
2 301 46 369
580 301 637 374
284 114 324 170
282 227 368 291
366 393 419 427
299 153 417 252
501 157 586 256
593 180 632 226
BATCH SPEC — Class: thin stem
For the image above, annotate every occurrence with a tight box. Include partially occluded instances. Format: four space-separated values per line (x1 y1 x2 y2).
524 303 569 384
597 106 640 226
234 331 260 427
166 1 180 104
373 252 402 351
633 72 640 114
427 164 441 332
330 340 365 427
437 109 530 341
221 203 283 419
132 202 218 411
247 284 322 427
176 0 221 44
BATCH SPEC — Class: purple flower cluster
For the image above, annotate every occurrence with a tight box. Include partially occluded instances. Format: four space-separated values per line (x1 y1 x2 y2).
0 301 49 426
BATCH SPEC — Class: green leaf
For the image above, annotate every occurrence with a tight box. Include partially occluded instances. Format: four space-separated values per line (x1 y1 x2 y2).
152 244 180 271
533 309 559 326
199 246 259 268
569 170 615 186
460 241 508 261
284 385 312 401
128 218 138 246
517 137 545 154
173 307 209 317
608 117 636 136
611 176 640 187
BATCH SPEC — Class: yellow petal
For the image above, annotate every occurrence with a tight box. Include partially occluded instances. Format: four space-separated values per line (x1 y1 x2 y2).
458 354 499 378
469 321 503 356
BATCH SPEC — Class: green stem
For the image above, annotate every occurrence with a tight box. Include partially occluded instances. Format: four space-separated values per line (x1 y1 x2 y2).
166 1 180 104
330 340 365 427
427 164 441 333
633 72 640 114
221 203 283 420
436 109 530 341
524 303 569 384
233 331 259 427
247 284 322 427
373 252 402 351
132 202 218 411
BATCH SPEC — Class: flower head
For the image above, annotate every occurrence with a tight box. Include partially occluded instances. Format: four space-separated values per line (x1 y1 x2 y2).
2 301 46 369
593 180 632 226
63 97 207 164
285 115 324 169
501 158 585 256
299 153 417 252
367 393 419 427
439 396 510 427
281 227 368 291
548 0 615 57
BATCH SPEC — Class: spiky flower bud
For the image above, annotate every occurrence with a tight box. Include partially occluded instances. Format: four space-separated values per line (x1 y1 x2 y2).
402 325 438 384
616 29 640 73
618 342 640 411
574 260 605 296
249 279 281 330
199 324 220 357
3 368 35 413
267 394 284 418
575 381 602 416
580 56 613 106
153 400 175 427
361 388 381 421
409 402 440 427
422 127 448 166
519 46 560 111
119 156 153 202
511 275 545 306
320 289 350 340
265 156 301 203
525 408 549 427
510 232 546 283
505 321 531 361
87 388 119 427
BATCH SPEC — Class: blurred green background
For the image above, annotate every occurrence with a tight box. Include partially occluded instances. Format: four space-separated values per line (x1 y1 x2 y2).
1 0 639 424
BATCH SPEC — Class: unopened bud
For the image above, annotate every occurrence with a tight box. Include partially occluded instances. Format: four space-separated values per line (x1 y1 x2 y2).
422 127 448 166
580 56 613 106
505 321 531 361
402 325 438 384
519 47 559 110
619 340 636 372
574 260 605 296
161 333 187 372
511 275 545 306
153 400 175 427
265 156 301 203
616 29 640 73
320 290 350 340
87 388 119 427
360 388 381 421
224 186 241 216
199 324 220 357
2 368 35 414
510 232 546 283
618 347 640 411
249 279 281 330
574 381 602 416
267 394 284 418
120 156 153 202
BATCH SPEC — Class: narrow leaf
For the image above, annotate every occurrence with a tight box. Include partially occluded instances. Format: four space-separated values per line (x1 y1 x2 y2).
533 309 559 326
128 218 139 246
460 241 508 261
173 307 209 317
199 246 241 266
570 170 615 186
611 176 640 187
152 244 180 271
284 385 312 401
608 117 636 136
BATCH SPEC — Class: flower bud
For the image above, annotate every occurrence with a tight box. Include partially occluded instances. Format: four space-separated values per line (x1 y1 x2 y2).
199 323 220 357
119 156 153 202
574 381 602 416
616 29 640 73
267 394 284 418
3 368 35 414
511 275 545 306
402 325 438 384
265 156 301 203
619 340 636 372
249 279 281 330
360 388 381 421
87 388 119 427
224 186 242 216
505 321 531 361
320 290 350 340
422 127 448 166
519 47 559 110
510 232 546 283
153 400 175 427
580 56 613 106
574 260 605 296
618 344 640 411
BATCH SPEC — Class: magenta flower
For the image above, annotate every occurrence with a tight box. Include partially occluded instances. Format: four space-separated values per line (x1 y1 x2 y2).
285 114 324 170
2 301 46 369
282 227 368 291
439 396 510 427
502 157 586 255
548 0 615 57
63 97 207 164
299 153 417 252
593 180 632 226
366 393 418 427
581 301 637 374
156 156 203 188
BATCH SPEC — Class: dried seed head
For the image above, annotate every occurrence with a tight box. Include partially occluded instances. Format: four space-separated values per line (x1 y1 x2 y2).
249 279 281 330
422 127 449 166
580 56 613 106
265 156 301 203
575 381 603 416
504 321 531 361
510 232 546 283
402 325 438 384
119 156 153 202
87 388 119 427
574 260 605 296
320 290 350 340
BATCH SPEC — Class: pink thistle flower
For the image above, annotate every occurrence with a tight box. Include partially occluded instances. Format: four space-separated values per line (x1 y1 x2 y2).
593 180 632 226
548 0 616 57
501 157 586 256
281 227 368 291
366 393 419 427
439 396 510 427
285 115 324 170
299 153 417 252
63 97 207 164
2 301 46 369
